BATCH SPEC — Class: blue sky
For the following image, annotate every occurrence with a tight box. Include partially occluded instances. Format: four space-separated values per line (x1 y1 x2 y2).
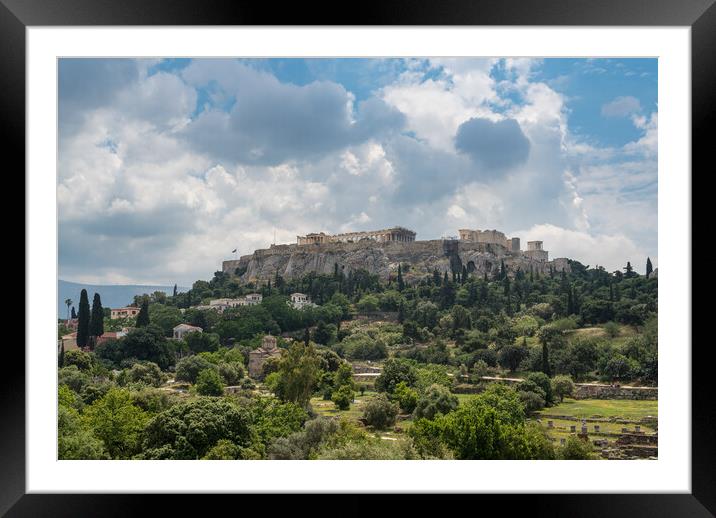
58 57 657 285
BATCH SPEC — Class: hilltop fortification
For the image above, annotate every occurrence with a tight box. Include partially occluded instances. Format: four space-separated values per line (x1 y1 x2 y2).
223 227 570 284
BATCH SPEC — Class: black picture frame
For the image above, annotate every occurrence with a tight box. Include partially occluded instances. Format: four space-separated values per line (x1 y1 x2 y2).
4 0 710 514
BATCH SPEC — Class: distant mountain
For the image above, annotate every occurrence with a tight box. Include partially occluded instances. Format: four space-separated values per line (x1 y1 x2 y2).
58 280 188 319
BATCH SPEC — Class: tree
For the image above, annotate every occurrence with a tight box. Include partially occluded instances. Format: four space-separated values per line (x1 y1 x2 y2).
645 257 653 279
410 394 552 460
498 345 528 372
362 394 399 429
64 298 73 321
148 303 183 337
375 358 417 393
537 325 563 377
356 294 380 314
274 341 320 408
175 355 217 383
71 306 77 319
116 325 175 370
525 372 555 406
82 387 148 459
203 439 241 460
195 368 226 396
184 331 220 354
173 284 178 297
393 381 418 413
58 406 107 460
559 435 596 459
331 384 354 410
89 293 104 343
623 261 636 278
63 349 94 371
136 300 150 327
141 398 253 459
217 361 245 385
551 374 575 402
413 384 458 420
120 361 165 387
76 289 90 349
397 264 404 291
602 353 638 381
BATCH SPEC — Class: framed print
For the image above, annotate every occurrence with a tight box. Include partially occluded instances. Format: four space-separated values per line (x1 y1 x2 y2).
4 0 712 513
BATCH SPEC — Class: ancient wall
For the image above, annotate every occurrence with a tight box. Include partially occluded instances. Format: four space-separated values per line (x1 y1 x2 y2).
574 384 658 400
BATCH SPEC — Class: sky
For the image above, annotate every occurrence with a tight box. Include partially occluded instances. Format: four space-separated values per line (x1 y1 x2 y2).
58 57 657 286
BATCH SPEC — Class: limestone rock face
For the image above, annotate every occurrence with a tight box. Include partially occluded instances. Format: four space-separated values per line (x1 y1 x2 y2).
223 240 571 283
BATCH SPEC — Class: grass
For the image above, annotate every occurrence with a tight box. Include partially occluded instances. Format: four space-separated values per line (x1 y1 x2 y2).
310 390 379 421
535 398 658 450
538 398 657 420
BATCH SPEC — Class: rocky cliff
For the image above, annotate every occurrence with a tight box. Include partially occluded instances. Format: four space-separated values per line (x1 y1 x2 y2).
223 240 571 284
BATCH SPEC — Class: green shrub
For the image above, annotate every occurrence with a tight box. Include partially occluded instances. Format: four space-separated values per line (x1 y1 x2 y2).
331 384 354 410
195 368 225 396
413 384 458 420
393 381 418 413
175 355 216 383
362 394 399 429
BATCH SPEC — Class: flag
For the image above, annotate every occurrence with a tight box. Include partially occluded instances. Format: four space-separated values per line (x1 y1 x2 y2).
232 249 237 253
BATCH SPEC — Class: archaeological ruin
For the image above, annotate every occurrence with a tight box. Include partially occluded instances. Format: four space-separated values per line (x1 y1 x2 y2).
297 226 416 245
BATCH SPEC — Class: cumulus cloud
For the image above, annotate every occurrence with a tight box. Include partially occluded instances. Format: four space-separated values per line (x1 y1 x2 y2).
514 224 651 273
454 117 530 170
57 58 658 285
180 60 404 165
601 96 642 118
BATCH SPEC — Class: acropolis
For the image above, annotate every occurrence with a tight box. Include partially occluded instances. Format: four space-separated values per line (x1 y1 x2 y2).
223 225 562 283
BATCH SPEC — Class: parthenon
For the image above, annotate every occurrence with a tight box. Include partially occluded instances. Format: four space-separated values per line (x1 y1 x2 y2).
297 226 416 245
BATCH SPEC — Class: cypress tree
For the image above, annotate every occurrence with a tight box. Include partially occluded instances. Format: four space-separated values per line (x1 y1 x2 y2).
566 288 574 315
89 293 104 340
303 327 310 347
136 300 150 327
443 271 449 285
646 257 653 278
433 269 441 286
397 264 404 291
71 306 77 319
58 342 65 368
542 342 551 376
173 284 178 297
461 265 468 284
76 289 90 349
623 261 635 278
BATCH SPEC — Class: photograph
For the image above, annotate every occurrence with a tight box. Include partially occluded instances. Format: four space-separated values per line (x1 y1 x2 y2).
56 56 659 462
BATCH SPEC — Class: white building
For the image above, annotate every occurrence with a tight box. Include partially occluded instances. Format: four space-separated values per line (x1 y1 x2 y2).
244 293 262 305
199 294 264 313
289 293 315 310
172 323 203 340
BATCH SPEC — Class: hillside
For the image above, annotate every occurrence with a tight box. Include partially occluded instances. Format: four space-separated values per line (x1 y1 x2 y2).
57 280 188 318
223 239 571 284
